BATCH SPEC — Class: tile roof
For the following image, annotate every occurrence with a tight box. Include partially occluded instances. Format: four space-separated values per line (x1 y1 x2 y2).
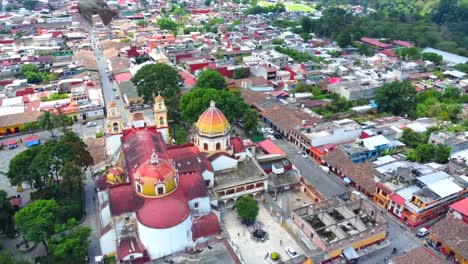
0 111 42 127
192 212 220 240
260 105 321 134
450 198 468 217
430 215 468 259
390 247 444 264
230 137 245 154
322 149 378 195
257 139 286 156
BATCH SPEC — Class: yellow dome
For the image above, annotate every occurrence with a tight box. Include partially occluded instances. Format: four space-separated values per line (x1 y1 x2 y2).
134 151 177 197
196 101 230 136
106 167 125 184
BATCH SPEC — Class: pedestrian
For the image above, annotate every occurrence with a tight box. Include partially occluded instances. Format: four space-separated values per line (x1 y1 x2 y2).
265 252 269 260
238 232 240 237
280 239 282 246
19 138 22 143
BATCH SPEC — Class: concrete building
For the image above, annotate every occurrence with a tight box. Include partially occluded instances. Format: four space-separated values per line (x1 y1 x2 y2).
327 80 381 101
291 194 387 262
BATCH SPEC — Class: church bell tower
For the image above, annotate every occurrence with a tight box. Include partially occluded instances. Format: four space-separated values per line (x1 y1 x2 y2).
153 94 170 144
107 101 122 134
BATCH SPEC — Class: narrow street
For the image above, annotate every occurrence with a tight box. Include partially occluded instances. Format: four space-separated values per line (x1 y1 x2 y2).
83 170 101 259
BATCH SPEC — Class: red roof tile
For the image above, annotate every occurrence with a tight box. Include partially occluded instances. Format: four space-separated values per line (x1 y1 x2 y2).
257 139 285 156
450 198 468 217
192 212 220 240
117 237 146 261
390 193 406 206
9 197 21 206
179 172 208 201
230 137 245 154
361 37 392 48
115 72 132 84
108 184 143 216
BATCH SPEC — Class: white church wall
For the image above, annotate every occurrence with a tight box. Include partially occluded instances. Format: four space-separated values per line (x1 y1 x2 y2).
188 196 210 215
100 228 117 256
101 205 112 227
211 155 238 172
202 170 214 188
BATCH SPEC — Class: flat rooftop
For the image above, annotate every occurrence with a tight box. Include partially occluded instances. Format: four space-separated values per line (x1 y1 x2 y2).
213 160 267 190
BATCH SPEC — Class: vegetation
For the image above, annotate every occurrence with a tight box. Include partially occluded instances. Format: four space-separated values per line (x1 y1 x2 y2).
180 88 250 124
400 128 451 163
0 252 29 264
245 3 286 14
40 93 70 102
242 109 260 135
414 88 463 122
233 68 248 79
195 69 228 90
136 19 148 27
20 64 58 84
271 252 280 261
313 93 353 118
274 46 324 63
95 132 104 138
0 190 16 235
131 63 182 116
47 227 91 264
375 81 417 116
235 195 259 222
156 18 178 31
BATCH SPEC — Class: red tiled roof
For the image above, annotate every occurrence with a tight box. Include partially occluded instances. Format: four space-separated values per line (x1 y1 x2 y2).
9 197 21 206
117 237 146 261
450 198 468 217
108 184 143 216
115 72 132 84
136 187 190 228
179 172 208 201
393 40 413 47
430 215 468 258
230 137 245 154
361 37 392 48
390 193 406 206
167 144 211 174
96 175 109 191
391 247 444 264
192 212 220 240
257 139 285 156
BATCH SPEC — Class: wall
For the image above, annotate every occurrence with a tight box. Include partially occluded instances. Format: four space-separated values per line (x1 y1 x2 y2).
310 129 362 147
188 196 211 215
101 205 112 227
137 216 193 260
100 229 117 256
211 155 238 172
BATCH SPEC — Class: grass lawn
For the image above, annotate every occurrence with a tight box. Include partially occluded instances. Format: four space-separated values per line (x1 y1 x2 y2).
258 1 315 12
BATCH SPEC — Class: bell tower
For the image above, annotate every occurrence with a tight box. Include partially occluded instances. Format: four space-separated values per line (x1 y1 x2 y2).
154 94 170 144
107 101 122 134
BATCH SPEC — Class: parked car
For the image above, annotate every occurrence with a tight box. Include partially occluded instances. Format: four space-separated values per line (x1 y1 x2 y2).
266 135 276 141
301 152 308 158
285 247 298 258
87 122 97 127
266 128 274 134
115 94 120 99
416 227 429 237
274 134 282 139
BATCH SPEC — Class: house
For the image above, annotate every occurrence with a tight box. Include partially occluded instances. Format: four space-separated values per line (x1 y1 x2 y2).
340 135 405 163
327 79 381 101
389 247 445 264
429 130 468 155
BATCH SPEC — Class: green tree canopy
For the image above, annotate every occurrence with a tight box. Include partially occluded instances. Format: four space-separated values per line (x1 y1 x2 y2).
235 195 259 222
59 161 85 195
232 68 248 80
7 146 43 188
14 199 61 252
0 252 29 264
179 88 248 124
0 190 16 235
20 64 39 74
48 227 91 264
136 19 148 27
195 69 228 90
421 52 443 63
157 18 178 31
131 63 181 112
242 109 259 135
375 81 417 116
38 111 56 136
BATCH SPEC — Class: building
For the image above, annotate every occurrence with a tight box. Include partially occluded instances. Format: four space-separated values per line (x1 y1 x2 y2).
429 130 468 155
153 95 170 144
245 49 290 69
291 194 387 262
327 80 381 101
194 100 231 153
427 199 468 264
107 101 122 134
389 247 445 264
340 135 405 163
96 126 220 262
299 119 362 150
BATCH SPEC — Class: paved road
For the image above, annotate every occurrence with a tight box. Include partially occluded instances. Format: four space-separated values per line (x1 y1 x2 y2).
88 26 129 124
273 139 348 198
83 170 101 259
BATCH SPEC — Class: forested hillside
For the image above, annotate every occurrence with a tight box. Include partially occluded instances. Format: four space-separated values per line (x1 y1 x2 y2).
313 0 468 56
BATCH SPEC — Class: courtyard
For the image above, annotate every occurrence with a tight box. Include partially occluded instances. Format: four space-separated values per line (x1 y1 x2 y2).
223 206 305 263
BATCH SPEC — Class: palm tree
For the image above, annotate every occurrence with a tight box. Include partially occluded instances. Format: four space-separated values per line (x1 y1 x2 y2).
38 111 55 137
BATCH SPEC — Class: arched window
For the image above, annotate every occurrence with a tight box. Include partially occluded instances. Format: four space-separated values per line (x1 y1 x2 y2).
156 184 165 195
159 116 164 125
216 143 221 150
158 103 162 110
136 182 142 193
113 122 119 133
203 143 208 150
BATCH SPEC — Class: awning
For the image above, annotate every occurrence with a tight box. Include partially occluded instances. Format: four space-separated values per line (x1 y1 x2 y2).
343 177 352 184
390 193 406 206
343 246 359 260
5 139 16 145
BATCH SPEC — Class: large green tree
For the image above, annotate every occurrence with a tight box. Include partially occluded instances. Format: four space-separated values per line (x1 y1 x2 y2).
0 190 15 235
242 109 259 135
156 18 178 31
0 252 29 264
179 88 248 124
131 63 181 113
14 199 61 252
59 161 85 195
7 146 43 188
195 69 228 90
235 195 259 222
375 81 417 116
38 111 56 137
48 227 91 264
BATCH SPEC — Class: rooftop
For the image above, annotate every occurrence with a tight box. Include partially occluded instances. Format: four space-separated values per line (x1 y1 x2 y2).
390 246 445 264
430 215 468 260
213 159 267 190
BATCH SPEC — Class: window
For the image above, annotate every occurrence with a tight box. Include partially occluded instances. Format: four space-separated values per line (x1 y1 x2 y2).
159 116 164 125
204 179 210 186
216 143 221 150
194 202 199 209
156 185 165 195
136 183 142 193
203 143 208 150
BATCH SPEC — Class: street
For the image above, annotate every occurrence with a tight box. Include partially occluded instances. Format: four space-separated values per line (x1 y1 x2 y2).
88 26 129 124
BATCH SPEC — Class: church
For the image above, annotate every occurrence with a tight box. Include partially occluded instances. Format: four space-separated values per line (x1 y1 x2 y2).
95 96 267 263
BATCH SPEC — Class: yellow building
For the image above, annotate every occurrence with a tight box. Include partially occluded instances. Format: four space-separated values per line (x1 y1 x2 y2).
0 111 42 135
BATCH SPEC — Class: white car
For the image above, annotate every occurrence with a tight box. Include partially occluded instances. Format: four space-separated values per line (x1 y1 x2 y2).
285 247 298 258
260 127 266 133
301 152 308 158
86 122 97 127
266 128 274 134
266 135 276 141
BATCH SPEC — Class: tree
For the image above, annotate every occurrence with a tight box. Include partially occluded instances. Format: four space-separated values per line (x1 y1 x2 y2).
21 122 40 134
48 227 91 264
195 69 228 90
0 190 15 235
232 68 247 79
400 128 427 148
235 195 259 222
38 111 56 136
136 19 148 27
435 144 451 164
7 146 43 188
204 0 211 6
415 144 437 163
0 252 29 264
421 52 443 64
20 64 39 75
24 71 43 84
375 81 417 116
454 63 468 74
131 63 181 113
157 18 178 31
179 88 248 124
23 0 38 10
59 161 85 195
52 108 73 133
14 199 61 252
242 109 259 135
301 16 313 33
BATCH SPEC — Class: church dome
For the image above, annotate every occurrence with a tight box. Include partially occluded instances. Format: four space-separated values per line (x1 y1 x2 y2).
106 166 125 184
196 101 230 136
134 150 178 197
